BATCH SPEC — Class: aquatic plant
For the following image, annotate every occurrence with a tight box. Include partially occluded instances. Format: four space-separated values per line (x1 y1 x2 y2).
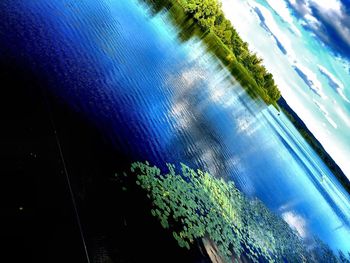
117 161 349 262
128 161 309 262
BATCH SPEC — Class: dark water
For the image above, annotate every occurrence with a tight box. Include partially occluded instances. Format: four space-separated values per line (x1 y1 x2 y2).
1 0 350 255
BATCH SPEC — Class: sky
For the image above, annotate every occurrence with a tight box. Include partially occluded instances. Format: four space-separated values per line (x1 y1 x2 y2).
221 0 350 180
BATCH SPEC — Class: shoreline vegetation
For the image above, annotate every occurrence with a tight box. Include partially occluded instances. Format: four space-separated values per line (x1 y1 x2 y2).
143 0 281 106
117 161 350 262
142 0 350 192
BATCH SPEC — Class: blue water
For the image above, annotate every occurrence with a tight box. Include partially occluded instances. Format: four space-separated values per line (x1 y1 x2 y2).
222 0 350 179
1 0 350 254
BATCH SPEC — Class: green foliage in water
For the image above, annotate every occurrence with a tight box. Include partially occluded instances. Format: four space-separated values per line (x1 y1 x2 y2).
142 0 281 105
126 161 350 262
130 161 334 262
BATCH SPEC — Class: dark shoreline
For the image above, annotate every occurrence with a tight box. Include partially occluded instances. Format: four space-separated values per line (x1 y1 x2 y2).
278 96 350 193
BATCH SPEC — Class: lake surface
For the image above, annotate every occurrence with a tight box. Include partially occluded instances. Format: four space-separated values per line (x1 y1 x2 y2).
221 0 350 179
1 0 350 255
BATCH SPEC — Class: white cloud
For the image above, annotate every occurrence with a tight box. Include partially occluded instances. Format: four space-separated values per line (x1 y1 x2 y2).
335 106 350 127
282 211 308 238
318 65 344 90
250 2 296 60
304 13 320 29
318 64 350 103
287 0 350 55
264 0 301 36
311 0 342 15
313 99 327 115
325 114 338 129
287 0 342 16
287 0 312 16
313 99 338 129
292 63 326 98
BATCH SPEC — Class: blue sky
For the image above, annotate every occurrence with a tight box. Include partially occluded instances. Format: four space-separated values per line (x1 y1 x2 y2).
221 0 350 180
286 0 350 61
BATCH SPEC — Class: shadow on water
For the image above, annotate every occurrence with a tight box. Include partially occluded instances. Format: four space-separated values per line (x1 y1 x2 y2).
47 94 211 263
0 56 211 262
0 55 89 263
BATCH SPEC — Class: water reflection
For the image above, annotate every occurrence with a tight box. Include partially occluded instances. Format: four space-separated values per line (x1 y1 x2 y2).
1 0 349 256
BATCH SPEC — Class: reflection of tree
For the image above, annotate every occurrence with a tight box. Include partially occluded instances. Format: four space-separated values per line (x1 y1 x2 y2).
140 0 281 105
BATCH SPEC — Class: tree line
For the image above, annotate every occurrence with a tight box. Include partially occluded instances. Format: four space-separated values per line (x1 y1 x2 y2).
178 0 281 103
